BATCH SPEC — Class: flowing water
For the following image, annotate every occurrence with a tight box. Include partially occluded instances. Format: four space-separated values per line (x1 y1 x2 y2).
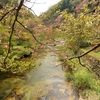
0 50 79 100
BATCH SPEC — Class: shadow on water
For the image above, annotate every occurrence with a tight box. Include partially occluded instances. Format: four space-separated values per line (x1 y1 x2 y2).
0 51 79 100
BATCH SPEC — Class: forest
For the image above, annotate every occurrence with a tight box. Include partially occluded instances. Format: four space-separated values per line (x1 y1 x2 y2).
0 0 100 100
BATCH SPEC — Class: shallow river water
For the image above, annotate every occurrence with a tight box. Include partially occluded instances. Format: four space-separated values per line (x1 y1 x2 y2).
0 51 79 100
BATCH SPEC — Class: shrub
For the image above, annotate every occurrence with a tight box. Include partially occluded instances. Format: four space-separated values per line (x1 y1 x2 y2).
0 47 4 55
73 67 94 90
65 72 73 81
9 46 32 60
0 56 36 74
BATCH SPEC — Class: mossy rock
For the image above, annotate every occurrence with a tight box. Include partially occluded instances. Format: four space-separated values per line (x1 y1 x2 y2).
9 46 32 59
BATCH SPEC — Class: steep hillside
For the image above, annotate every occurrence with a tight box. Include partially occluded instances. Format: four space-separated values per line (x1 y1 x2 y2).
40 0 100 24
40 0 84 24
42 0 100 55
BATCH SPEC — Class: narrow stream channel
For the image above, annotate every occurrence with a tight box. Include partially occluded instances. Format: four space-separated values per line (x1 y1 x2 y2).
0 50 79 100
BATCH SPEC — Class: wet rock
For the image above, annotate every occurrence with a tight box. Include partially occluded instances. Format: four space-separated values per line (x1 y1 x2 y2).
0 52 79 100
37 97 45 100
48 96 57 100
59 89 66 94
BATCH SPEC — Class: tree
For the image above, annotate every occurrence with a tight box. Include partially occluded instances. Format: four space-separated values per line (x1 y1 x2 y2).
55 4 100 66
0 0 44 73
61 0 71 11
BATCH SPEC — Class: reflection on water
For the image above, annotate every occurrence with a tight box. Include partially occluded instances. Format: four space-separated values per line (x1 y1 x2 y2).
0 52 78 100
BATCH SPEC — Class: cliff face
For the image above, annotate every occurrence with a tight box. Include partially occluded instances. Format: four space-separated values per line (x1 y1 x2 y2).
75 0 100 13
40 0 100 25
75 0 88 13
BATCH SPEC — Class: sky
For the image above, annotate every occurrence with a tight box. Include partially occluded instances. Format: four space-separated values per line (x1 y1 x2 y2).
25 0 61 16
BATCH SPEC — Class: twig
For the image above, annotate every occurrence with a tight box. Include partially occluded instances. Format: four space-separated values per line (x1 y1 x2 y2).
24 0 44 17
3 0 24 68
26 1 45 4
17 20 43 45
0 7 16 21
23 5 38 17
55 43 100 67
69 43 100 60
30 0 36 8
23 0 38 16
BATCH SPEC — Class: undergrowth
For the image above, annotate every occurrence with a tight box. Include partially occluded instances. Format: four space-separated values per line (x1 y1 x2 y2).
58 45 100 99
0 55 37 74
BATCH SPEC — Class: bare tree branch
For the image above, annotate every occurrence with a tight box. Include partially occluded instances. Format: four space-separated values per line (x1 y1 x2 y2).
26 1 45 4
55 43 100 68
1 0 49 69
0 7 16 21
23 4 38 17
30 0 36 8
23 0 38 16
2 0 47 68
3 0 24 68
17 20 43 45
24 0 45 17
68 43 100 60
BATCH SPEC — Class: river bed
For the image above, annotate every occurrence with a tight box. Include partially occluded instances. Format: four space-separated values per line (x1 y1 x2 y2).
0 51 79 100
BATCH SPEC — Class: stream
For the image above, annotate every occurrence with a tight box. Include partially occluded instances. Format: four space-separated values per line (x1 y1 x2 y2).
0 48 79 100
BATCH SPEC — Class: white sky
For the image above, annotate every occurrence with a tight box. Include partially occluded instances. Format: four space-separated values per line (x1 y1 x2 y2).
25 0 61 16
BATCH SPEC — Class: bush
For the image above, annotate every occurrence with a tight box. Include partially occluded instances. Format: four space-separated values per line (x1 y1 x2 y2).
65 72 73 81
0 56 36 74
9 46 32 60
0 47 4 55
73 67 94 90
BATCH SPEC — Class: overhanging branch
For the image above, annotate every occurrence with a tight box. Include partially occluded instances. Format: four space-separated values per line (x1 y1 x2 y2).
17 20 43 45
0 7 16 21
68 43 100 60
3 0 24 68
55 43 100 68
